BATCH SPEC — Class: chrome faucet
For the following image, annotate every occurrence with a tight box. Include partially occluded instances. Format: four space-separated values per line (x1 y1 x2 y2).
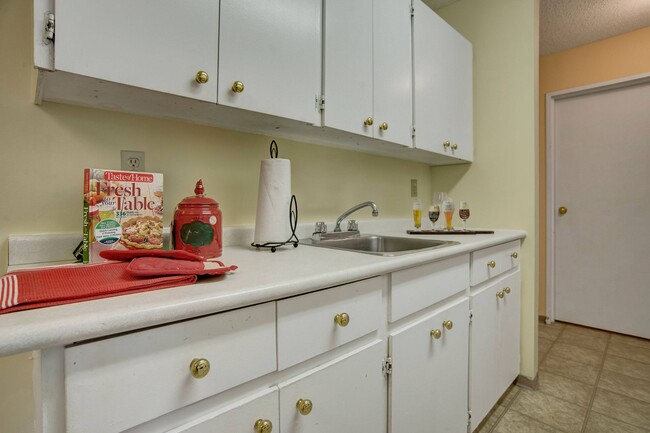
333 201 379 232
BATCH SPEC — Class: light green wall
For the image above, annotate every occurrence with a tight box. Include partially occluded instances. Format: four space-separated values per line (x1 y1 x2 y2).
435 0 539 379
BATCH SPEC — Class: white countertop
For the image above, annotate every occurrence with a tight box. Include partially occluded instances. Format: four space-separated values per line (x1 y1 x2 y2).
0 228 525 357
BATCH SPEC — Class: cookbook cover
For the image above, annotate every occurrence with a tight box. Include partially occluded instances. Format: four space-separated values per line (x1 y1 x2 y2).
83 169 164 263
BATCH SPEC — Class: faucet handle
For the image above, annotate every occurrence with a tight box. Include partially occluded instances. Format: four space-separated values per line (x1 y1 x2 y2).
347 220 358 231
314 221 327 234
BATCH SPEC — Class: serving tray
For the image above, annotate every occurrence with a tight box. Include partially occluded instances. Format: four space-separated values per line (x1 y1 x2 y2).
406 229 495 235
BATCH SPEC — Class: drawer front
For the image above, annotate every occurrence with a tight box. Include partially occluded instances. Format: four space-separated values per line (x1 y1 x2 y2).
390 254 469 322
170 387 279 433
277 276 383 370
470 240 520 286
65 302 277 433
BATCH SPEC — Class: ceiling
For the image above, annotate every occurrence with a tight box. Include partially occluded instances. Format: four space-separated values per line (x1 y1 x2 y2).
426 0 650 56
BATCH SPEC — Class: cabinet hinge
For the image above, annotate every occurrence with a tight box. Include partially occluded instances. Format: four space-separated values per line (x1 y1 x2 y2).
383 357 393 376
467 410 472 433
469 310 473 323
411 125 416 138
410 5 415 16
316 94 325 112
44 12 55 44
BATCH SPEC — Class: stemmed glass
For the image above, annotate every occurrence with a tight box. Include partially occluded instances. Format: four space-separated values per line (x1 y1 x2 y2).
432 192 447 230
459 201 470 231
428 205 440 230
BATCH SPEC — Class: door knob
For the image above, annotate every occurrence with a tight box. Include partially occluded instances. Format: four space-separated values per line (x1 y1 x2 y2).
558 206 567 215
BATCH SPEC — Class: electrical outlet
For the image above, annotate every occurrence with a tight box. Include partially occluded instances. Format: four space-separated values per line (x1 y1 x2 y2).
411 179 418 198
121 150 145 171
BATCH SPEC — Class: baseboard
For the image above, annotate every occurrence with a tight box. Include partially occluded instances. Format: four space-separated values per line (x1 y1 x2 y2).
516 374 539 390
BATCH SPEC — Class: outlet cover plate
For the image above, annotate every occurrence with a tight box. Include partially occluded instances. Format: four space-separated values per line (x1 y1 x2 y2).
121 150 145 171
411 179 418 198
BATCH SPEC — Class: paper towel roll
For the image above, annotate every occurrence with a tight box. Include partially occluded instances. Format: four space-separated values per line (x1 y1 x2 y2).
254 158 292 244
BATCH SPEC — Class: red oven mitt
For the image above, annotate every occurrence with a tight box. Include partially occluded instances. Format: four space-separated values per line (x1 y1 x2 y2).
126 257 237 277
99 249 237 277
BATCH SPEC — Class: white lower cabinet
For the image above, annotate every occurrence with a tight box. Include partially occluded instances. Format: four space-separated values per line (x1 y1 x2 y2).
469 270 521 431
389 297 470 433
279 340 386 433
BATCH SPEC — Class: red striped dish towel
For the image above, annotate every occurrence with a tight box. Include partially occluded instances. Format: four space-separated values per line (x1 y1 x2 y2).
0 262 197 315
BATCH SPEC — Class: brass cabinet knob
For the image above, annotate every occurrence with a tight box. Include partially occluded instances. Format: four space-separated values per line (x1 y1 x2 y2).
231 81 245 93
296 398 313 416
334 312 350 327
504 287 511 294
558 206 568 215
379 122 389 131
451 143 458 150
189 358 210 379
364 117 374 126
195 71 209 84
443 320 454 330
496 291 505 299
511 252 518 259
488 260 496 268
443 141 451 148
254 419 273 433
431 329 442 339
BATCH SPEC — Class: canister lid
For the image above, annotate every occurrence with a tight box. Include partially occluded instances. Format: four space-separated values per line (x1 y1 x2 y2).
178 179 219 207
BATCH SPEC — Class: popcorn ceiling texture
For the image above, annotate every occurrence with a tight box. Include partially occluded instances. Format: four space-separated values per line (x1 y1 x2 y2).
429 0 650 57
540 0 650 55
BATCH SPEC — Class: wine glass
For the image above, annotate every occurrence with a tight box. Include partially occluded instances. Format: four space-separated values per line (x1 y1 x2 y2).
432 192 447 229
459 201 470 231
428 204 440 230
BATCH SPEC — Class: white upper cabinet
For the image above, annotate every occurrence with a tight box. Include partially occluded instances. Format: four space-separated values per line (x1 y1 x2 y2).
53 0 219 102
219 0 322 125
413 0 473 162
323 0 413 147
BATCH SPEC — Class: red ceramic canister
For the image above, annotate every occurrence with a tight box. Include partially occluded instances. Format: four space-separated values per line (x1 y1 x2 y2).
172 180 222 258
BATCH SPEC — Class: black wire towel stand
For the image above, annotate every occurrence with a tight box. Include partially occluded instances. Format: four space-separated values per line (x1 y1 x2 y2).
251 141 300 252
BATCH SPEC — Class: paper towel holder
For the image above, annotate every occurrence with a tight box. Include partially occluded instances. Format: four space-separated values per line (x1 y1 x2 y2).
251 194 299 252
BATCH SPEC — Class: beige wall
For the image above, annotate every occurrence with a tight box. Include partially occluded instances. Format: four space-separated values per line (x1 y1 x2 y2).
538 26 650 315
436 0 539 379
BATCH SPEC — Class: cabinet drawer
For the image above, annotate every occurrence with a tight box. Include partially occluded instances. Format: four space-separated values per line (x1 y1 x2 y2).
390 254 469 322
65 302 276 433
470 240 520 286
277 276 383 370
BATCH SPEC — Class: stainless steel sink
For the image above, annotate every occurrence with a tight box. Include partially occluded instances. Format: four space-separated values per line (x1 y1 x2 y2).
301 234 458 256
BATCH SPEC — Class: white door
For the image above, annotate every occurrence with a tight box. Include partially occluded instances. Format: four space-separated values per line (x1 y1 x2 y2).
54 0 219 102
550 76 650 338
278 340 386 433
219 0 322 125
389 298 469 433
412 0 473 160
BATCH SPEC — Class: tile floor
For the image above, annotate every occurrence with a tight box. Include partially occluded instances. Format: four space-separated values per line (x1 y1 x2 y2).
475 319 650 433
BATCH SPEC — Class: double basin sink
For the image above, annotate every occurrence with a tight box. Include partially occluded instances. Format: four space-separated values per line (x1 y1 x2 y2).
301 234 458 257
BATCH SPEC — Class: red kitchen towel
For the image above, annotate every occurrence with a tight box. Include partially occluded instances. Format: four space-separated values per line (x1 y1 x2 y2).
0 262 197 315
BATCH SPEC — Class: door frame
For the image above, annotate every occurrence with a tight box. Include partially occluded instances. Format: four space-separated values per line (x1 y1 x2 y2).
545 72 650 323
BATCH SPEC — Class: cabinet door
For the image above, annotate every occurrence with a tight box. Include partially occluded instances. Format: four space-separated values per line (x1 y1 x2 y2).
219 0 322 125
169 387 279 433
498 271 521 390
322 0 374 137
389 298 469 433
469 270 521 431
279 340 386 433
413 0 473 161
373 0 413 147
469 282 500 429
54 0 219 102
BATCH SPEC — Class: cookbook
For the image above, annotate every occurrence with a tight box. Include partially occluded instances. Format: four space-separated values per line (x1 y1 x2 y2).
83 169 164 263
